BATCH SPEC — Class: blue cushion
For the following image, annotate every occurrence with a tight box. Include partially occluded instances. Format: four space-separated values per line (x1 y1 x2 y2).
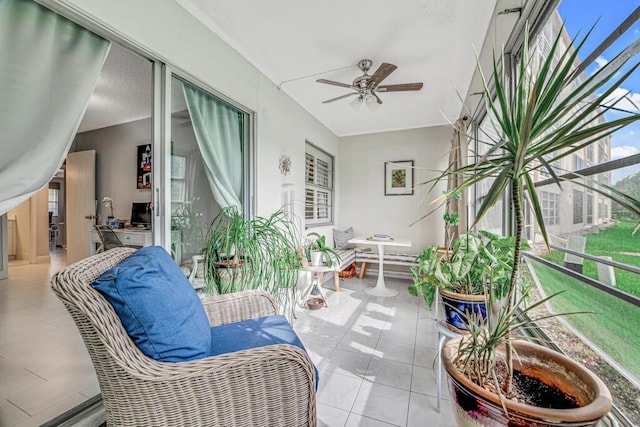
210 315 318 388
92 246 211 362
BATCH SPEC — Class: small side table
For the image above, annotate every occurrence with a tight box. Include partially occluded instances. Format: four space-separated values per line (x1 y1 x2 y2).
299 265 333 308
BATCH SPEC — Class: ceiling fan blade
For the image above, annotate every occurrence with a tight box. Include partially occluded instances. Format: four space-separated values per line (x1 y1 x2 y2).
373 92 383 104
377 83 424 92
322 92 358 104
316 78 353 89
368 63 397 86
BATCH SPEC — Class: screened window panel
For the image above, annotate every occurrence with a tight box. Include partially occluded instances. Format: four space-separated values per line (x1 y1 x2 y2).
305 153 314 184
472 109 504 235
316 159 329 188
305 142 334 226
520 5 640 423
316 190 329 220
305 189 314 220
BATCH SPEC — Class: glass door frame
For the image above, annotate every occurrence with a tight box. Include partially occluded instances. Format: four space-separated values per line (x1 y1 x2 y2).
155 64 256 253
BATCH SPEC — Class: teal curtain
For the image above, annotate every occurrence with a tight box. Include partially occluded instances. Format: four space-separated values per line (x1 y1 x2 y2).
182 83 243 211
0 0 110 215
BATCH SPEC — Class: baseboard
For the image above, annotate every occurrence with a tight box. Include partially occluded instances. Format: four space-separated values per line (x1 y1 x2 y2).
35 255 51 264
360 268 412 280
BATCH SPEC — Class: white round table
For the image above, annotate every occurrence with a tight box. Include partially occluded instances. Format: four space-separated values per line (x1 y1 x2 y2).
347 236 412 297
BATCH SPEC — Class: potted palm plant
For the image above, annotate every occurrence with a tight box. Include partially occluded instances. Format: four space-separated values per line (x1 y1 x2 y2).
432 26 640 426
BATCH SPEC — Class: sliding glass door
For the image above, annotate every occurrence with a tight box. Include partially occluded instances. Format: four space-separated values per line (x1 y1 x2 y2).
165 72 251 266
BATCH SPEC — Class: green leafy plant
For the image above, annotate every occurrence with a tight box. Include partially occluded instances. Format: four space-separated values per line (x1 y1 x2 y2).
426 24 640 398
408 231 525 307
304 232 341 267
203 207 303 306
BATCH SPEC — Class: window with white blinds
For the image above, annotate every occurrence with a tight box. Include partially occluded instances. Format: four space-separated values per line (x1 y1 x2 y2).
305 142 334 226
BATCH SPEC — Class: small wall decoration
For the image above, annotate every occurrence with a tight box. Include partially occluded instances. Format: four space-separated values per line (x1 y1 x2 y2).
384 160 414 196
279 155 291 176
137 144 152 189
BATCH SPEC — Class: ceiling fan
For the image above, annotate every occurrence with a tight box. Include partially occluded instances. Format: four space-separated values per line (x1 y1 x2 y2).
316 59 423 108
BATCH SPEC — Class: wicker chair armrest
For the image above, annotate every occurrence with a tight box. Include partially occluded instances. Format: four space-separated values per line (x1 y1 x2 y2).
131 343 313 382
103 344 317 426
200 289 278 326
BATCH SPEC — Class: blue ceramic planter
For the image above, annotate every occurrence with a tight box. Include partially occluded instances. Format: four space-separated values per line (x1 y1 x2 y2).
106 217 119 229
440 289 487 332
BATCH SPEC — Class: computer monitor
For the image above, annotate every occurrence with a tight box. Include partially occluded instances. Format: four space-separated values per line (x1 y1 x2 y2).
130 202 151 228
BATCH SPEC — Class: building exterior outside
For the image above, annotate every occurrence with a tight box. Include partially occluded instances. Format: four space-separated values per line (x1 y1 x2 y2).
527 11 612 243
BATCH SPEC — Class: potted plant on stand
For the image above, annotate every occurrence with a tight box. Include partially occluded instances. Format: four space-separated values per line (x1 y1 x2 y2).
305 232 341 267
409 230 524 332
429 27 640 426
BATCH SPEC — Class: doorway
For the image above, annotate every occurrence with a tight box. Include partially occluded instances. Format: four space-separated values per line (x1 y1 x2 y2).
0 42 153 426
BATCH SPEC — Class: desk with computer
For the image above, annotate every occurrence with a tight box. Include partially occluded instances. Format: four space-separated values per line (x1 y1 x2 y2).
89 202 152 255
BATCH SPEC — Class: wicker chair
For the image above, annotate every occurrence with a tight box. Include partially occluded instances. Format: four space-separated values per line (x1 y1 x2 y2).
51 247 317 426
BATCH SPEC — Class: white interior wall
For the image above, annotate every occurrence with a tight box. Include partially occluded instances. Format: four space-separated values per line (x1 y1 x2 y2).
255 74 338 242
48 0 340 238
74 118 153 223
338 126 452 253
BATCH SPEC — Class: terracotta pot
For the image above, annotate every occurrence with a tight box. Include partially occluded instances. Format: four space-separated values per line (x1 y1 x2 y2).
213 261 245 291
442 338 612 426
306 297 325 310
440 289 487 333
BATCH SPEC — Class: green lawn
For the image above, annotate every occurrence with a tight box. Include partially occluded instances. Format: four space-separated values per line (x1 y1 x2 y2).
532 221 640 378
541 220 640 297
529 260 640 381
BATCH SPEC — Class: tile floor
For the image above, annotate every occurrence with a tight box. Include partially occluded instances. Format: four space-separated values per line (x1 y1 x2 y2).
293 275 455 426
0 249 454 426
0 248 100 427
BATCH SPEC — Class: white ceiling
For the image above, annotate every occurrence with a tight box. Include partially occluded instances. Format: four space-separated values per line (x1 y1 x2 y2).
79 44 153 133
79 1 515 137
177 0 499 136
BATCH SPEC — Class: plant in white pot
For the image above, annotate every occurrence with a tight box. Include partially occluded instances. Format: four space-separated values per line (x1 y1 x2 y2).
304 232 341 267
430 26 640 426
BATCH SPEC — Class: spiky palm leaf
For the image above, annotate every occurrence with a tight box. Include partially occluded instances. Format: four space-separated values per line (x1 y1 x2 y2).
433 25 640 394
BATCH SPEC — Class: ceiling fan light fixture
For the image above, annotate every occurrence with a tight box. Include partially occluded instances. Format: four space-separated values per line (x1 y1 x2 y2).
317 59 422 107
349 96 363 110
366 97 380 112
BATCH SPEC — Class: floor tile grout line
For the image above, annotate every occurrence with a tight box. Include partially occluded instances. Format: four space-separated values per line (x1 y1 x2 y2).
5 397 32 418
24 368 48 382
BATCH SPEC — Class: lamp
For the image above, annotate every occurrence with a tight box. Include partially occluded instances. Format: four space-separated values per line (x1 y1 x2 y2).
349 95 363 110
364 93 380 112
349 90 380 111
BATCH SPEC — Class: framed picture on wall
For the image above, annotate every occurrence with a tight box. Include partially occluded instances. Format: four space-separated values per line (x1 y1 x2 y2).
137 144 152 189
384 160 414 196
